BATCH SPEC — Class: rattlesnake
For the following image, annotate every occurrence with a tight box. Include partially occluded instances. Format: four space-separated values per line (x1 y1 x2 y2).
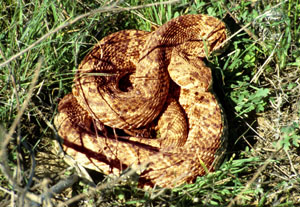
54 14 229 188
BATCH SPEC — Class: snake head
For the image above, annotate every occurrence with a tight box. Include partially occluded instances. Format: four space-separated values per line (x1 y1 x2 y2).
173 15 230 59
208 23 231 56
198 15 230 57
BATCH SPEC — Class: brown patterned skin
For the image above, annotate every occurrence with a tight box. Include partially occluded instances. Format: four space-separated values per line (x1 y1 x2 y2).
54 14 229 188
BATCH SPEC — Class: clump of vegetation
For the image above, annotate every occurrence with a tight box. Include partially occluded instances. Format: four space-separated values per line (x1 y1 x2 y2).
1 0 299 206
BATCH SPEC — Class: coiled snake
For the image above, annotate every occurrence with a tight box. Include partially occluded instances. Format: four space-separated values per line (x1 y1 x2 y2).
54 14 229 188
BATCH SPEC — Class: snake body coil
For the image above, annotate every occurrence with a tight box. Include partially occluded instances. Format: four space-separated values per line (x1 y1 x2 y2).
54 14 228 188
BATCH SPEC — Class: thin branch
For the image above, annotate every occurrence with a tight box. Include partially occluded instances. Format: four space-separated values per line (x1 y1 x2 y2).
218 0 289 50
0 0 180 68
0 58 42 160
227 153 276 207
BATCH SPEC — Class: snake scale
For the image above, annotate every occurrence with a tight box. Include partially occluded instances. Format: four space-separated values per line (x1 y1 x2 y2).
54 14 229 188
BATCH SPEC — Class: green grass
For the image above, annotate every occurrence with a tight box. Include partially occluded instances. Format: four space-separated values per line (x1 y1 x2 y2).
1 0 300 206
